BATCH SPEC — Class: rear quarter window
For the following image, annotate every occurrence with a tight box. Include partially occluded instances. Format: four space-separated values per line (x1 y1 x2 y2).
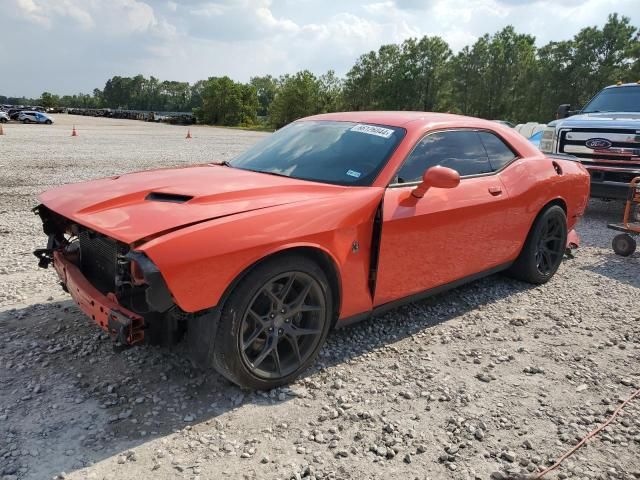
478 131 517 171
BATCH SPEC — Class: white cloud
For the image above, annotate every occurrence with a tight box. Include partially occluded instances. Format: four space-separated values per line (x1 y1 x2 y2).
255 6 300 33
15 0 53 27
11 0 160 34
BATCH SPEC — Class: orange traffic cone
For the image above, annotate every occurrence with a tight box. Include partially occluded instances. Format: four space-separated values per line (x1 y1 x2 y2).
186 129 192 139
71 125 78 137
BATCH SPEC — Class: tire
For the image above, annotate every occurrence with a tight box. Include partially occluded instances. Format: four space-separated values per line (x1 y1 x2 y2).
612 233 636 257
22 119 28 124
508 205 568 284
210 254 334 390
45 120 52 125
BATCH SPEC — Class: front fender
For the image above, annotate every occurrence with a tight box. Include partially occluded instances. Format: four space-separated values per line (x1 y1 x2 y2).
138 189 384 317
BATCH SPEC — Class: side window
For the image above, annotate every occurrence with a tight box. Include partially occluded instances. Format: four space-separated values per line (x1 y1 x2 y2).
478 131 517 171
395 130 492 183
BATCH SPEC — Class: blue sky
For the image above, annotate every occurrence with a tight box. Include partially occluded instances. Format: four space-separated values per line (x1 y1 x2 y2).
3 0 638 97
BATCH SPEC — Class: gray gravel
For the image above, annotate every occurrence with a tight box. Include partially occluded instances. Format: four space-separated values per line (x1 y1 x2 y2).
1 115 639 480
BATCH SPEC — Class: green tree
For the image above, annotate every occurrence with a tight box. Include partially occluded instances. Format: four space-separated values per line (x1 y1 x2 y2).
269 71 322 128
318 70 343 113
39 92 60 108
189 80 208 110
250 75 278 117
196 76 258 126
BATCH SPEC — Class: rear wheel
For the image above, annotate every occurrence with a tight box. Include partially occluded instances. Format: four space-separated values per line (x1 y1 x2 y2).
508 205 567 284
211 254 333 389
612 233 636 257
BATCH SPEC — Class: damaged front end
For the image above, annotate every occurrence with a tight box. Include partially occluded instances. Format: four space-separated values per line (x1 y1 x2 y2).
33 205 184 349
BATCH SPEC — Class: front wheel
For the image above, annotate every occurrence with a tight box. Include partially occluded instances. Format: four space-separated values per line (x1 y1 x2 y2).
210 254 334 389
508 205 567 284
45 120 52 125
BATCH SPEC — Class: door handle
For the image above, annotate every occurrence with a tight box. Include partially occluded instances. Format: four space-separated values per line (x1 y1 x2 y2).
488 186 502 196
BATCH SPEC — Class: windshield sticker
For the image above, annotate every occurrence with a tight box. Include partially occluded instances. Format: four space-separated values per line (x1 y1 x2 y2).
346 169 362 178
350 124 394 139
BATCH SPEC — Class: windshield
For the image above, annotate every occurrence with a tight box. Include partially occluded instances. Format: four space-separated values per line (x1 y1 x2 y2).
582 86 640 113
229 120 406 186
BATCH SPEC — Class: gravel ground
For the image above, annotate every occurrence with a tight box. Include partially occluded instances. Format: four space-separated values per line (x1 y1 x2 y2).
0 115 639 480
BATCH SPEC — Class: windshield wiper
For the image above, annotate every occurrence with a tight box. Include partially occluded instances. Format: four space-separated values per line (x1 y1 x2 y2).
218 160 233 167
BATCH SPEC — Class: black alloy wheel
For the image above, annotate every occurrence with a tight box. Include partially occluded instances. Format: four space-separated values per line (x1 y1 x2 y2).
508 205 567 284
239 271 325 379
210 254 333 390
535 214 565 276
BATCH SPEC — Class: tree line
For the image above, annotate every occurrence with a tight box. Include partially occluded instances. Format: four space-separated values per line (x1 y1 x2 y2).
2 13 638 127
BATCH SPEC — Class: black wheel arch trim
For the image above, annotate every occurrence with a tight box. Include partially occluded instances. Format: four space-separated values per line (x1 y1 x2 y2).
213 247 342 328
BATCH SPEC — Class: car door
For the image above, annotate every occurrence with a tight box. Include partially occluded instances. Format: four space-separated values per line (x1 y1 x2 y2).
373 129 515 306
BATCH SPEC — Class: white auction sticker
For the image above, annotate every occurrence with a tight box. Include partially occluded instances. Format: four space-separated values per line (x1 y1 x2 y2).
350 124 394 138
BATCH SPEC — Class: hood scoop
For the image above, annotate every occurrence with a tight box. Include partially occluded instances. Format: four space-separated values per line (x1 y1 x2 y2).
145 192 194 203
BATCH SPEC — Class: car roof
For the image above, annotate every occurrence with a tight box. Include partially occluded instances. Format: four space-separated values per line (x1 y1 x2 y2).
302 111 502 132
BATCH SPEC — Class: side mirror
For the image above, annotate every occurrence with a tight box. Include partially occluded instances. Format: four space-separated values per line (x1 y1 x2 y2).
556 104 571 119
412 166 460 199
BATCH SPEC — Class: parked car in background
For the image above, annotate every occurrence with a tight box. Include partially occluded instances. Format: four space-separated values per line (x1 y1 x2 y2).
18 111 54 124
0 111 9 123
540 82 640 199
528 130 543 148
9 109 26 120
33 112 590 389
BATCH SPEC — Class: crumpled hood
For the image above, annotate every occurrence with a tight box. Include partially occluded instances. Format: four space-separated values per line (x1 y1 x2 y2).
552 111 640 129
38 164 350 244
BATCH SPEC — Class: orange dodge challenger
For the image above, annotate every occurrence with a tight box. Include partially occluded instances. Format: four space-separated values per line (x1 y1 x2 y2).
33 112 590 389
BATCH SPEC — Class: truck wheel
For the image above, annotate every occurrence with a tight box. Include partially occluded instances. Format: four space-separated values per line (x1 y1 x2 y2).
508 205 567 284
612 234 636 257
211 254 333 390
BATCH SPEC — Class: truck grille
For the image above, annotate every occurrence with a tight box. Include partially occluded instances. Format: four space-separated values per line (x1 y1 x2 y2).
79 230 119 294
559 128 640 165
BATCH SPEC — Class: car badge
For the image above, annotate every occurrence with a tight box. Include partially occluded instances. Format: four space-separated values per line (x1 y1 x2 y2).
585 138 612 149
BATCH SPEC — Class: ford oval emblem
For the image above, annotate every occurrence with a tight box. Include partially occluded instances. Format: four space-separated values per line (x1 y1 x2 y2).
585 138 612 149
